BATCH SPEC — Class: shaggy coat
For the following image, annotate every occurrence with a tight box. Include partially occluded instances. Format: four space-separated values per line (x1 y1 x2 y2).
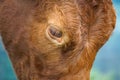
0 0 116 80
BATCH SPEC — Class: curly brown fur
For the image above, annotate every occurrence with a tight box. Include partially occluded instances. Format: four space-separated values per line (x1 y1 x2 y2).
0 0 116 80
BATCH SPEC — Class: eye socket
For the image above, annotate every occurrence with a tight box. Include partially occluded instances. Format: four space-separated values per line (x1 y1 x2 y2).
48 26 62 38
46 25 64 44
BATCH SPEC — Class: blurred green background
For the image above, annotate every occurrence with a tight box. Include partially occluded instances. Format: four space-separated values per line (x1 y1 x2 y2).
0 0 120 80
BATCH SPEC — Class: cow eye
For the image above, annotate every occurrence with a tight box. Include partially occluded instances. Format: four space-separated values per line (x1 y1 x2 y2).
46 24 63 44
47 25 62 39
49 26 62 38
46 24 69 45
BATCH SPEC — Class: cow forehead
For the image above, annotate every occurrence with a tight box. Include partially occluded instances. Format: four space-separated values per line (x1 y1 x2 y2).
46 1 81 32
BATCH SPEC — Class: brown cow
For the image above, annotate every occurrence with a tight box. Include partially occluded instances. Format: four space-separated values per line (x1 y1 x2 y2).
0 0 116 80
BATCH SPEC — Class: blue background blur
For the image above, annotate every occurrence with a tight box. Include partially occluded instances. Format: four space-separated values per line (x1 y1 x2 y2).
0 0 120 80
91 0 120 80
